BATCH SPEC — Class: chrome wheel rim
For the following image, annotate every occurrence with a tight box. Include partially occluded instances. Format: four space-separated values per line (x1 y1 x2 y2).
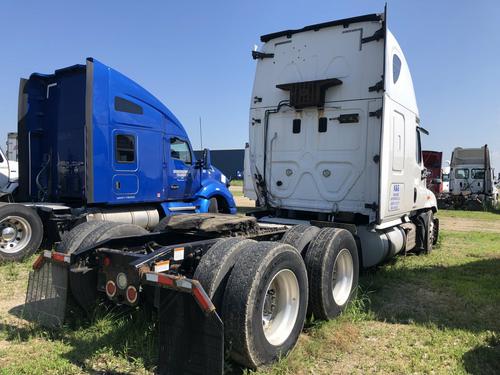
0 216 32 254
262 269 300 346
332 249 354 306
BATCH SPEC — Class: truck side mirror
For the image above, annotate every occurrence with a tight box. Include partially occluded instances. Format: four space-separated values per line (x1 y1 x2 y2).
196 148 212 169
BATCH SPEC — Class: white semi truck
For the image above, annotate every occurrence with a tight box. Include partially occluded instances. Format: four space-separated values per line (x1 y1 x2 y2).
245 9 438 265
25 9 439 374
441 145 498 209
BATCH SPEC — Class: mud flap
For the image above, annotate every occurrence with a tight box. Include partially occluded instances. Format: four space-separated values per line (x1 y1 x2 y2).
158 288 224 375
23 261 68 328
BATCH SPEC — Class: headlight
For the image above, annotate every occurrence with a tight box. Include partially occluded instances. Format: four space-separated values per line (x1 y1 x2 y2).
221 174 227 184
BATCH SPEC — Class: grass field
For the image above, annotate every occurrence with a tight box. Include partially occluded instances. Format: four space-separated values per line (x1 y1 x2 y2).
0 210 499 374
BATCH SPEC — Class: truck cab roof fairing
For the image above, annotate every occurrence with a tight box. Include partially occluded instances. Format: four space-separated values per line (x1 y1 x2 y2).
384 30 419 117
87 58 187 137
260 13 382 43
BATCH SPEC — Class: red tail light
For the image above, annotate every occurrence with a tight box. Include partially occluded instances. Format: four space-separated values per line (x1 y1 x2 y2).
126 286 138 304
106 280 117 298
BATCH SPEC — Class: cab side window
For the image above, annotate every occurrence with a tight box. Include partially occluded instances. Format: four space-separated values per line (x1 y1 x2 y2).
393 54 402 84
170 138 192 165
115 134 135 163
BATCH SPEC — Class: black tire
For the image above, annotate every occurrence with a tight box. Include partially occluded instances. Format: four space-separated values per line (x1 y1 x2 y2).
67 222 148 312
280 224 320 256
77 222 148 251
193 237 256 313
422 211 434 254
305 227 359 320
57 221 105 254
0 204 43 262
223 241 308 369
432 217 439 246
208 197 219 213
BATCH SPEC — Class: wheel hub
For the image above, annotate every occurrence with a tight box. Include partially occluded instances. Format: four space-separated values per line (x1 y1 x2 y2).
261 269 300 346
1 226 16 242
0 216 32 254
332 249 354 306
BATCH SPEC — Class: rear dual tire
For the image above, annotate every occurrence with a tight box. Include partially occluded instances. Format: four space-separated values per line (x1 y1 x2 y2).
280 224 320 255
305 227 359 320
222 242 308 369
196 226 360 369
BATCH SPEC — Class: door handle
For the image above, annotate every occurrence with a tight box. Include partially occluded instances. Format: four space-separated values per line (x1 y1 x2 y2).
170 184 179 190
115 181 121 190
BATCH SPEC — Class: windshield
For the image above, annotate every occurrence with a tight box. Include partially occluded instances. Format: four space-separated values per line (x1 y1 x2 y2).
471 168 485 179
455 169 469 179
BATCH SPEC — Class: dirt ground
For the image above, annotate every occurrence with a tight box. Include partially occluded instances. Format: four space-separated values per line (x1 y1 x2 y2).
438 216 500 232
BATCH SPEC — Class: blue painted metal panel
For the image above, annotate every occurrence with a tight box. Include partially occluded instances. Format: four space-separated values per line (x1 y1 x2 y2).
18 58 235 215
89 58 191 205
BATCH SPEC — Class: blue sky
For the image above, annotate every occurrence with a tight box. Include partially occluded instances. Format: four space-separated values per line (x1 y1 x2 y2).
1 0 499 170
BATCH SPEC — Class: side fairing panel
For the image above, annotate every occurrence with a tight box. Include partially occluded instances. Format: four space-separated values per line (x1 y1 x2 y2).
379 30 425 222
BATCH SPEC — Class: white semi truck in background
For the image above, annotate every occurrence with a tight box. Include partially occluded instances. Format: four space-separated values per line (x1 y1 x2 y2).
26 9 439 374
6 132 18 161
439 145 498 210
0 143 18 197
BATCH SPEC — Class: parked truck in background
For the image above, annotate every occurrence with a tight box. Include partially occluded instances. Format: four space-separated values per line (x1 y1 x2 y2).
423 151 443 195
0 146 19 197
0 59 235 261
442 160 451 193
438 145 497 210
24 9 439 374
6 132 18 161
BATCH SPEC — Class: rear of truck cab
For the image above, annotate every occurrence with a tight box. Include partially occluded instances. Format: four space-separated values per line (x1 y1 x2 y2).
247 12 434 226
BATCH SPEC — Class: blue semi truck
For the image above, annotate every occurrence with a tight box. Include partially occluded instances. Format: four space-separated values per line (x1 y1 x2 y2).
0 58 235 261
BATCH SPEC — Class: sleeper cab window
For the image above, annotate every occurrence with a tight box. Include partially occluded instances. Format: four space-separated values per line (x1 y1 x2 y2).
170 138 192 165
115 134 136 163
393 54 402 84
114 96 143 115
